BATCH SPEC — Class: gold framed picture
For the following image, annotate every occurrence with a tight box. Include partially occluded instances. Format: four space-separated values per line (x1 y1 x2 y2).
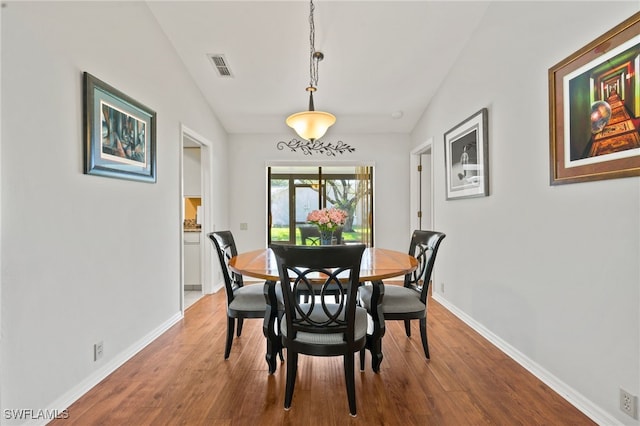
548 12 640 185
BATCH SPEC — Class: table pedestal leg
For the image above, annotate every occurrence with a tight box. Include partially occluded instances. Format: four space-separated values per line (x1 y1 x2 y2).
368 280 385 372
263 280 280 374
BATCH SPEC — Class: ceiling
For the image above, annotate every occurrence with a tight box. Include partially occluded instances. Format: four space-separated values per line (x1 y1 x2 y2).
147 1 490 136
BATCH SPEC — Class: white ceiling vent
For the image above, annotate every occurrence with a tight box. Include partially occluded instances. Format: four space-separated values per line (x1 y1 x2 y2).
208 54 233 78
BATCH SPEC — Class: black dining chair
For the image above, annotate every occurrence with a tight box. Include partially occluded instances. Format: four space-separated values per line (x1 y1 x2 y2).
333 226 344 244
208 231 282 360
271 244 367 417
359 230 446 368
298 224 321 245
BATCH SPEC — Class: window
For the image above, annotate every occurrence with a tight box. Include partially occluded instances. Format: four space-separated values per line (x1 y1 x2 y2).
268 166 373 246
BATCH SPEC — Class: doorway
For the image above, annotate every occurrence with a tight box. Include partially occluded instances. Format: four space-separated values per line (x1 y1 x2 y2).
180 125 214 312
410 139 434 232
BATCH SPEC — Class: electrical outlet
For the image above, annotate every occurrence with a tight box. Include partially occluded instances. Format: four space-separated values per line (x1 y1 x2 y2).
94 341 104 361
620 388 638 419
440 282 445 293
240 223 248 230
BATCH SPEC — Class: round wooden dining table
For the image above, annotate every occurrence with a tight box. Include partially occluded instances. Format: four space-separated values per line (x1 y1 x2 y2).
229 247 418 373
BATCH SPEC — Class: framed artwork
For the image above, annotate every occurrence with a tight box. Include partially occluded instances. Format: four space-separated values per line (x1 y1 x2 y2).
548 12 640 185
444 108 489 200
83 72 156 182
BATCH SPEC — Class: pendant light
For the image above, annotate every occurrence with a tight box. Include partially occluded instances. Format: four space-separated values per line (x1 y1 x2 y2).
286 0 336 142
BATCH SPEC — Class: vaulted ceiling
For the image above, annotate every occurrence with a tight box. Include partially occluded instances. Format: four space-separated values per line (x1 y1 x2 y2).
147 1 490 136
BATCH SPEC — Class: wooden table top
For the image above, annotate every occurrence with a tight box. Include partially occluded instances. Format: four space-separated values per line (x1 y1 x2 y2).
229 247 417 282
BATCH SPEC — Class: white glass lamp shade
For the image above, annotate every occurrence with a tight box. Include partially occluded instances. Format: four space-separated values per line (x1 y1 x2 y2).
286 110 336 141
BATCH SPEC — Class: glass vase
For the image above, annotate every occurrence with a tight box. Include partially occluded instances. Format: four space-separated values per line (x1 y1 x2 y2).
319 229 334 245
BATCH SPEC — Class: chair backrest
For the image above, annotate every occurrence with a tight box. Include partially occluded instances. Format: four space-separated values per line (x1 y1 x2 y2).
208 231 244 306
298 224 320 245
298 224 343 245
271 244 365 343
404 230 446 303
333 226 343 244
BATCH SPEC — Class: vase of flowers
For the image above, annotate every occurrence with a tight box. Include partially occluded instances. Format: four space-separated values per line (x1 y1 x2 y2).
306 207 348 245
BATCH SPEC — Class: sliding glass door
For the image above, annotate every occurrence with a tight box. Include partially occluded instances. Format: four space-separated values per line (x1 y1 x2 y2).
268 166 373 246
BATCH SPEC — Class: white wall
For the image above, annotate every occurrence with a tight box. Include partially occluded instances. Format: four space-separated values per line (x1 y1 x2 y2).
411 2 639 424
1 2 228 422
228 133 410 253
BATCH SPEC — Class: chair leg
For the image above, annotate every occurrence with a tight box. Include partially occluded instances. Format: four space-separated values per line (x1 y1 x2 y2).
359 348 366 371
224 317 235 359
237 318 244 337
284 351 298 410
276 314 284 362
404 319 411 337
419 317 430 359
371 336 383 373
344 354 357 417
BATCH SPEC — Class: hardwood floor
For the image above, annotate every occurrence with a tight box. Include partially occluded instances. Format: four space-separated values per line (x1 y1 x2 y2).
50 289 595 425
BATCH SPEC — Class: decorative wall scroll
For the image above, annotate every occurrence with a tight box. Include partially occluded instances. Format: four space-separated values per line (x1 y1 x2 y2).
548 12 640 185
276 139 355 156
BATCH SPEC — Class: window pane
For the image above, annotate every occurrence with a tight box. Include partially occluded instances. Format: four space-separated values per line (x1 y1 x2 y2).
295 185 319 223
324 178 363 243
270 179 289 242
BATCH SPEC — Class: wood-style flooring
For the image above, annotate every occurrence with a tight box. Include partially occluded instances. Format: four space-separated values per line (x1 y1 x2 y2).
50 288 596 425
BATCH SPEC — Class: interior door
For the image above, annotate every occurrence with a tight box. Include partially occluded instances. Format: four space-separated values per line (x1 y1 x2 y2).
420 152 432 230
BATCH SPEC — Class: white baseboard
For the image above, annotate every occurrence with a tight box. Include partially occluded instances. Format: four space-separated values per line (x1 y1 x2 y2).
432 293 621 426
20 312 183 426
211 281 223 293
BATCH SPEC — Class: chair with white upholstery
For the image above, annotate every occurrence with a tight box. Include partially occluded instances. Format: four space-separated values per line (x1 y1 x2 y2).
271 244 366 417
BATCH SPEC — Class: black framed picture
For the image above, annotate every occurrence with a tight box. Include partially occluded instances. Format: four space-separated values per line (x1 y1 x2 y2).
83 72 156 183
444 108 489 200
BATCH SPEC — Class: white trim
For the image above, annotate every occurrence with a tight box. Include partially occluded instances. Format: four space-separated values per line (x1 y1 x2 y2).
26 313 183 426
432 293 622 426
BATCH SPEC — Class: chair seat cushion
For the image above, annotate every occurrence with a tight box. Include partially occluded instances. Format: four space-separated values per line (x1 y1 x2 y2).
281 305 368 344
360 284 425 314
230 283 285 311
229 284 266 311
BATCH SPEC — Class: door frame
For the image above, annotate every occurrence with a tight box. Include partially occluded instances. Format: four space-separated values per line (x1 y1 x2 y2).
180 124 215 313
410 138 434 233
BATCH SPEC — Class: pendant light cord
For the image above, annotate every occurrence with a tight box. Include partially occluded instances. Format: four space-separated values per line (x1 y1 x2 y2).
309 0 319 89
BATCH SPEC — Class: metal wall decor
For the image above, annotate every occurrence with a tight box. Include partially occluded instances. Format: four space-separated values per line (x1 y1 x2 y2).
276 138 355 156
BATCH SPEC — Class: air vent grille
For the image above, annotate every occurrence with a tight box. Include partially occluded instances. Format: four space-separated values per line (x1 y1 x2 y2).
208 54 233 78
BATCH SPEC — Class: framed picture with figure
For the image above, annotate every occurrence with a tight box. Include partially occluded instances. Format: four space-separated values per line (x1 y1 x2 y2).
83 72 157 183
444 108 489 200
